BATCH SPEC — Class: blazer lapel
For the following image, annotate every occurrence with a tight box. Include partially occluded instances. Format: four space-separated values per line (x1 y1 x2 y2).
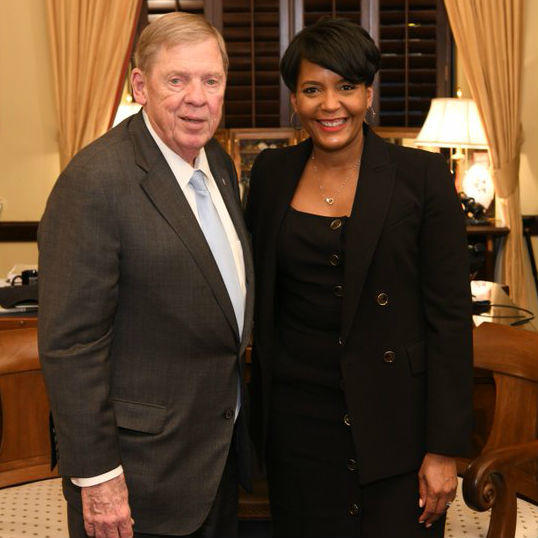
266 138 313 259
341 127 396 342
258 139 312 345
129 112 239 339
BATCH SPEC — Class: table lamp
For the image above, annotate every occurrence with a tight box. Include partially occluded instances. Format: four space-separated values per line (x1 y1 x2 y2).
414 96 488 183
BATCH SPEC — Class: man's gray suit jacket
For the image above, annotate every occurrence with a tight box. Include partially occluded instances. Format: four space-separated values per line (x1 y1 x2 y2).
37 110 255 536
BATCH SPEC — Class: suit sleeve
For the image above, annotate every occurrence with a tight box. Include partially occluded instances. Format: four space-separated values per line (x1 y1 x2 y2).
38 162 122 478
420 152 473 457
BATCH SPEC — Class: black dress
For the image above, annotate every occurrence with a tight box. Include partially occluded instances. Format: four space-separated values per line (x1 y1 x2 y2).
267 207 445 538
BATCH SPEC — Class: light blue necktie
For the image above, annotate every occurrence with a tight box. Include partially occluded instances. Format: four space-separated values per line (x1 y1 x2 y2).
189 169 245 336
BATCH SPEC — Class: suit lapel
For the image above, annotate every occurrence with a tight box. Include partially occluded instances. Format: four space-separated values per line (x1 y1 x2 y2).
341 127 396 342
129 112 239 339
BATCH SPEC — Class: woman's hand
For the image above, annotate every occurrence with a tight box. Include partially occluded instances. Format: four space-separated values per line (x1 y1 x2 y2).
417 452 457 528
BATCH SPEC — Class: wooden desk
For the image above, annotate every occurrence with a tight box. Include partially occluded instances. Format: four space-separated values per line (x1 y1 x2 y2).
0 328 57 488
0 312 37 331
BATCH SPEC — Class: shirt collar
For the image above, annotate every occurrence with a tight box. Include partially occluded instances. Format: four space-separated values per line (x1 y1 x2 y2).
142 110 213 189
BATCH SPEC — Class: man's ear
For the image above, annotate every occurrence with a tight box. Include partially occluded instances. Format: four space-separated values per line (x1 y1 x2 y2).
131 68 148 106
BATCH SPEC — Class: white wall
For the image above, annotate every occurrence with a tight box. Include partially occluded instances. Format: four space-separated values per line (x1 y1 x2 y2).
0 0 60 276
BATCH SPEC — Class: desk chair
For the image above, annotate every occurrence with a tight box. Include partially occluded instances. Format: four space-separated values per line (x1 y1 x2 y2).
458 322 538 537
0 327 56 487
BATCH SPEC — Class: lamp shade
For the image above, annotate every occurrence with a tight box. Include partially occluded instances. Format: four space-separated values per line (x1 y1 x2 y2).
414 98 488 149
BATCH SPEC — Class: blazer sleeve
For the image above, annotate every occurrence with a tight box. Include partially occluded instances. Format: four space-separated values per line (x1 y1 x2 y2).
420 152 474 457
38 161 122 478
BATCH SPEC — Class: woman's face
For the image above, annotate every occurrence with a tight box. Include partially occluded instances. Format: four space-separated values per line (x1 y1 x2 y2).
291 59 373 153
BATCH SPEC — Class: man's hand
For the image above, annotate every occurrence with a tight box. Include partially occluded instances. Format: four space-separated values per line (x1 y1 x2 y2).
418 453 457 528
81 473 134 538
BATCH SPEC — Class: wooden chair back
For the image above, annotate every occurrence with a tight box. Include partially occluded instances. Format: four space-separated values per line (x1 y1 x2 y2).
470 321 538 502
461 321 538 538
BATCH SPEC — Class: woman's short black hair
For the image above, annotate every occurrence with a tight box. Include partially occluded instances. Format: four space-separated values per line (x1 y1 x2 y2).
280 18 381 92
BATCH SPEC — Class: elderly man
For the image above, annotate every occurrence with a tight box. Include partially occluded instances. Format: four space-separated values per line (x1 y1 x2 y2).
38 12 253 538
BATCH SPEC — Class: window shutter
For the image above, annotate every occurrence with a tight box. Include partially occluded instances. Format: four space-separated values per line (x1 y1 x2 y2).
223 0 281 127
146 0 204 21
379 0 439 127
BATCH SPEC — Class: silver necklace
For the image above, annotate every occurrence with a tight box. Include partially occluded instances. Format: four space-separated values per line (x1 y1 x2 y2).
310 154 361 206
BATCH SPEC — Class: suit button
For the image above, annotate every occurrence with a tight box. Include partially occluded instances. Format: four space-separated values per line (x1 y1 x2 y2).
337 337 344 346
333 285 344 297
329 254 341 266
383 351 396 364
376 292 389 306
224 408 234 420
343 413 352 427
348 503 360 517
330 218 343 230
347 459 359 471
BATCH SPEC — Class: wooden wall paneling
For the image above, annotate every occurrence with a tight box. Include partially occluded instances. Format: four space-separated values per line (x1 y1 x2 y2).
0 222 38 242
0 317 38 331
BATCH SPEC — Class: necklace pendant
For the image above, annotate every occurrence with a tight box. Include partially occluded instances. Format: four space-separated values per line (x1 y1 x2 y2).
325 197 335 205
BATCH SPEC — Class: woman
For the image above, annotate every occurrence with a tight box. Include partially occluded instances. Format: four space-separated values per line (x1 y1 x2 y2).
245 18 473 538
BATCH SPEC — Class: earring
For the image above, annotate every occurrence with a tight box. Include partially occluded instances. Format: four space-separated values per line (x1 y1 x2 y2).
366 106 377 123
290 111 302 130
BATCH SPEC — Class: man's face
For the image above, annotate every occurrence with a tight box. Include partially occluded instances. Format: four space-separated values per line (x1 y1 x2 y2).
131 38 226 165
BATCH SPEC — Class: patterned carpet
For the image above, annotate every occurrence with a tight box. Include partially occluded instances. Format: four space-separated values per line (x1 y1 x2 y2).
0 478 537 538
0 479 66 538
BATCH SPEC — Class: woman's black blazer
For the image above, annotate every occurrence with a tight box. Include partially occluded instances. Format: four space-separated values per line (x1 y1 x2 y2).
245 125 473 485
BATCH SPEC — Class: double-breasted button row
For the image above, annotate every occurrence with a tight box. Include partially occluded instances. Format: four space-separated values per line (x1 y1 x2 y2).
383 350 396 364
347 458 359 472
329 254 341 266
376 292 389 306
343 413 352 427
224 408 234 420
348 503 360 517
333 285 344 297
330 218 343 230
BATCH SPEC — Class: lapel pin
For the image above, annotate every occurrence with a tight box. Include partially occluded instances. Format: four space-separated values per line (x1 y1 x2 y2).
221 177 226 185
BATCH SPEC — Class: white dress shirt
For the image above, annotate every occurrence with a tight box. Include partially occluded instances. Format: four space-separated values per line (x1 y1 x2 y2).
72 112 246 487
